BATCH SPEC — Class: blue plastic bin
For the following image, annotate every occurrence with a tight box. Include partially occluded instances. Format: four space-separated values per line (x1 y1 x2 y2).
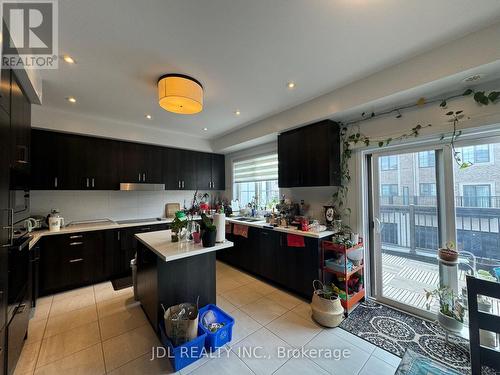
198 304 235 351
159 322 207 372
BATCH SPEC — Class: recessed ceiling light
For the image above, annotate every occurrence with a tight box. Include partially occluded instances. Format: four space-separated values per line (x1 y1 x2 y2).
203 127 208 131
63 55 75 64
67 97 76 103
145 114 152 119
235 110 241 116
287 81 296 89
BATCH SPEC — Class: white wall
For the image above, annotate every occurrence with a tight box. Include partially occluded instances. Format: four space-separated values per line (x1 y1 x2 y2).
32 105 213 152
30 190 219 223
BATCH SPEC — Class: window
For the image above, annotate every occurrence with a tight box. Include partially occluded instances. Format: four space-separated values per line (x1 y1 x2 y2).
419 183 436 196
233 154 279 209
457 145 491 164
381 184 398 197
462 184 491 208
380 155 398 171
418 151 435 168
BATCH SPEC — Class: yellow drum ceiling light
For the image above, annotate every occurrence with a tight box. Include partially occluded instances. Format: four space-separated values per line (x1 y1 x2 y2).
157 74 203 114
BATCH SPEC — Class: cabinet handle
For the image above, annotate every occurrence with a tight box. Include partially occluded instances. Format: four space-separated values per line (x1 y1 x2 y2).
54 177 58 188
178 180 181 189
140 227 151 231
117 231 120 241
92 178 95 188
69 235 82 239
138 173 141 182
69 241 83 246
143 173 146 182
69 258 84 263
182 181 185 188
86 178 89 188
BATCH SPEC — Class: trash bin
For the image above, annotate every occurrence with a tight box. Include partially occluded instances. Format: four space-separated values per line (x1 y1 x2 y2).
131 256 138 300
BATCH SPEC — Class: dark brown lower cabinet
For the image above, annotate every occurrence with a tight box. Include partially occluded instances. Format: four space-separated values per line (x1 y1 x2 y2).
39 223 170 296
218 226 326 299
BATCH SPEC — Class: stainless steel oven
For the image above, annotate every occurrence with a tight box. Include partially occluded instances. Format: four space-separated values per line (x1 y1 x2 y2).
9 166 30 223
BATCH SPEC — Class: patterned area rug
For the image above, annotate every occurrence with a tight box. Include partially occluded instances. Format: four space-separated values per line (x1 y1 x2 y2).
339 300 480 374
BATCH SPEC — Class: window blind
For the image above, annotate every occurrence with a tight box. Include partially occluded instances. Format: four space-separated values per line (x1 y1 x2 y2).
233 154 278 183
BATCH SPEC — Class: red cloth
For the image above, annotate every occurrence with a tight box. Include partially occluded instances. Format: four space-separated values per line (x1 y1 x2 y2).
233 224 248 238
287 234 305 247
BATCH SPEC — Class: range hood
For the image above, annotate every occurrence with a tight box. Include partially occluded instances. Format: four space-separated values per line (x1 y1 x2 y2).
119 183 165 191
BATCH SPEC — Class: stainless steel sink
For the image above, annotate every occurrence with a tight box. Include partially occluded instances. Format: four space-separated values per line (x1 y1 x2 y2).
232 217 265 223
66 218 117 227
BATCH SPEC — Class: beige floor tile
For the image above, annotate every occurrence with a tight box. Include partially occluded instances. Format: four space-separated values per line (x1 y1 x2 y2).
37 321 101 367
32 302 51 322
221 286 263 307
13 340 41 375
36 296 53 306
97 294 139 319
216 294 237 313
44 305 98 338
94 284 133 303
266 311 322 347
52 286 94 302
102 324 160 372
215 277 244 293
107 353 175 375
99 304 148 340
291 302 313 320
268 290 303 310
26 319 47 345
34 344 105 375
228 309 262 345
245 279 280 296
232 327 291 375
190 351 253 375
49 292 95 317
93 281 112 291
230 272 257 285
239 297 288 325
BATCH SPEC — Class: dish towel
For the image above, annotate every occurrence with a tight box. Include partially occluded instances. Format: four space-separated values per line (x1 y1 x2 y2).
287 234 305 247
233 224 248 238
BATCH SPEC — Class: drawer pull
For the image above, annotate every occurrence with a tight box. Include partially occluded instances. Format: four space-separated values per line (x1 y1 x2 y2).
69 241 83 246
69 258 84 263
69 235 83 239
140 227 151 231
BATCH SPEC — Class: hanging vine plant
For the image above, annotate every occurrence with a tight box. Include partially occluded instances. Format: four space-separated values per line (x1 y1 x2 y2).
332 88 500 221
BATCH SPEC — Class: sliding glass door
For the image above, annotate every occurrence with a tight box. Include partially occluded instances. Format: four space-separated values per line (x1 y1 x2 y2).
370 148 444 317
368 138 500 319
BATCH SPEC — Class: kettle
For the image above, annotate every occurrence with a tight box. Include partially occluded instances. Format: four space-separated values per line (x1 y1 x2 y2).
47 209 65 232
24 218 37 232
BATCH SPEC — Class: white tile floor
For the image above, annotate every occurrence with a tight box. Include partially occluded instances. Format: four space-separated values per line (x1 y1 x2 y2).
14 261 401 375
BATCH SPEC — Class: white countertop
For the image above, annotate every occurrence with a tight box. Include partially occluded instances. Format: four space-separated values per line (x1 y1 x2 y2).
225 217 335 239
135 229 233 262
28 217 177 249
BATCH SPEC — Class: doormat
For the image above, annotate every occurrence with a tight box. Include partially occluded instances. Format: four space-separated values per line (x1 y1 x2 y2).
111 275 133 291
339 300 480 374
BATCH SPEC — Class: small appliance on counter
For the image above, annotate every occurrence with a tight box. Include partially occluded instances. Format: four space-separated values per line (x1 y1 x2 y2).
24 216 46 232
47 209 65 232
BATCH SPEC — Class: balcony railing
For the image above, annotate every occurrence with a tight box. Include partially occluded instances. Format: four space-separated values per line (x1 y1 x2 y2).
379 196 500 269
380 195 500 208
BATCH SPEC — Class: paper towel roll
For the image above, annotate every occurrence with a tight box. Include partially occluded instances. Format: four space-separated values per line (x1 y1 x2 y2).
214 213 226 243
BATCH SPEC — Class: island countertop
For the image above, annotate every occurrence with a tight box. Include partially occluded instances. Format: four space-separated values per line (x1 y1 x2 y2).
135 229 234 262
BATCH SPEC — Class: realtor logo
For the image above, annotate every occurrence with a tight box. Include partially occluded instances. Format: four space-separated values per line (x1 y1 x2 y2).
1 0 58 69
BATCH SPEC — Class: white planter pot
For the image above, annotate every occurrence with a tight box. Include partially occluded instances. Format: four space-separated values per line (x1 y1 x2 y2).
438 311 463 333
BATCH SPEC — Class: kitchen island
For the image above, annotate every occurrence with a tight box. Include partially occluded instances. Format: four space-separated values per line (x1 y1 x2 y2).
135 230 233 334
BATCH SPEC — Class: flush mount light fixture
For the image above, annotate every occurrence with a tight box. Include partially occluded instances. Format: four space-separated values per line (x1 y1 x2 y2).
63 55 75 64
287 81 296 89
145 114 152 119
157 74 203 114
203 127 208 131
67 96 76 103
235 110 241 116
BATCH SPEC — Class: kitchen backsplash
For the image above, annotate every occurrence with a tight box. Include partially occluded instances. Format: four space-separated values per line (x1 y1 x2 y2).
30 190 218 223
279 186 336 224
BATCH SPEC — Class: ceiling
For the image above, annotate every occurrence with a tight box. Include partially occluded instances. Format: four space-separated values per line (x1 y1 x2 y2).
39 0 500 139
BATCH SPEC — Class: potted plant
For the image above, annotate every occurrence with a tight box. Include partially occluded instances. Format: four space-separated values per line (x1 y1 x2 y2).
438 241 459 262
200 213 216 247
425 286 465 332
171 214 187 242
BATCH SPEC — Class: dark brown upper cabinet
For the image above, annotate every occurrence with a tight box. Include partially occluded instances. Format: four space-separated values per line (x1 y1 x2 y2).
31 130 225 191
278 120 341 188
